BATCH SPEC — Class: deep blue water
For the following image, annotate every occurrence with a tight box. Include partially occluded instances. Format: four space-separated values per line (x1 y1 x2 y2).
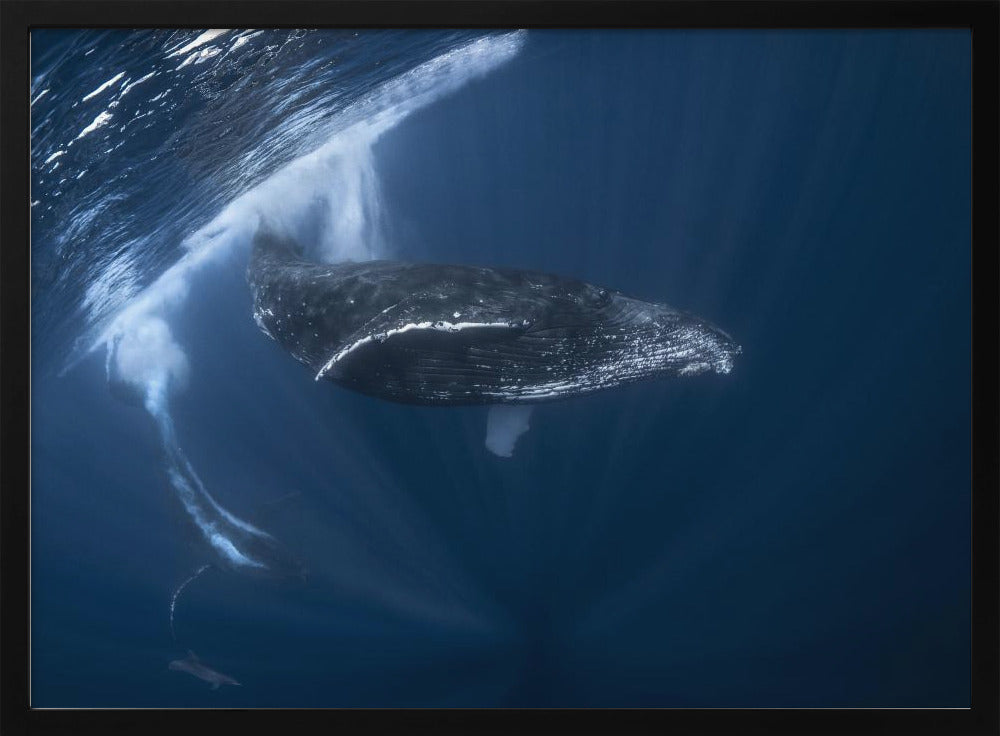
31 29 970 707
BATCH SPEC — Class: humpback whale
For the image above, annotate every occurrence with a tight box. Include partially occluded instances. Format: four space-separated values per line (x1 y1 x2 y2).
247 231 741 404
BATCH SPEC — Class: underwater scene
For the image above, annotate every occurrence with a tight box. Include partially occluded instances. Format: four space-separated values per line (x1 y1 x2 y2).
31 29 970 707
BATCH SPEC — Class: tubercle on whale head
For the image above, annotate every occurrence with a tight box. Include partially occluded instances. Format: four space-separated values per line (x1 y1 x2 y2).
698 321 741 376
713 352 736 375
712 337 742 375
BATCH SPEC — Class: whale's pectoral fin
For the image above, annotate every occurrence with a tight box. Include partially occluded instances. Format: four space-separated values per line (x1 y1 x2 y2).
313 295 424 381
316 316 530 389
485 405 534 458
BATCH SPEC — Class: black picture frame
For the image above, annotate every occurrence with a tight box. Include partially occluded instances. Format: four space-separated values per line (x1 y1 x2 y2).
2 2 997 734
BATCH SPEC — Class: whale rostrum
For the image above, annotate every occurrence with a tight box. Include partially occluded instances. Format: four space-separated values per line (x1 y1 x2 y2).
247 231 741 405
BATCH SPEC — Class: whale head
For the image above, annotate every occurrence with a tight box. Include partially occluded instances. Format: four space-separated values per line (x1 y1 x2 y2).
672 318 742 377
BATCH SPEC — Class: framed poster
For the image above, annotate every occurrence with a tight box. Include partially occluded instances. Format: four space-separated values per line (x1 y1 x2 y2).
3 2 997 734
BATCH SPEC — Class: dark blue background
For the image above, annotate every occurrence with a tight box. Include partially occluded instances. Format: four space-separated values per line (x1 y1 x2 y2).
32 30 970 707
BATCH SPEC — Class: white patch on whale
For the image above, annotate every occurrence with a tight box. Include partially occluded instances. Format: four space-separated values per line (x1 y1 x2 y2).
679 362 710 376
316 320 517 380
